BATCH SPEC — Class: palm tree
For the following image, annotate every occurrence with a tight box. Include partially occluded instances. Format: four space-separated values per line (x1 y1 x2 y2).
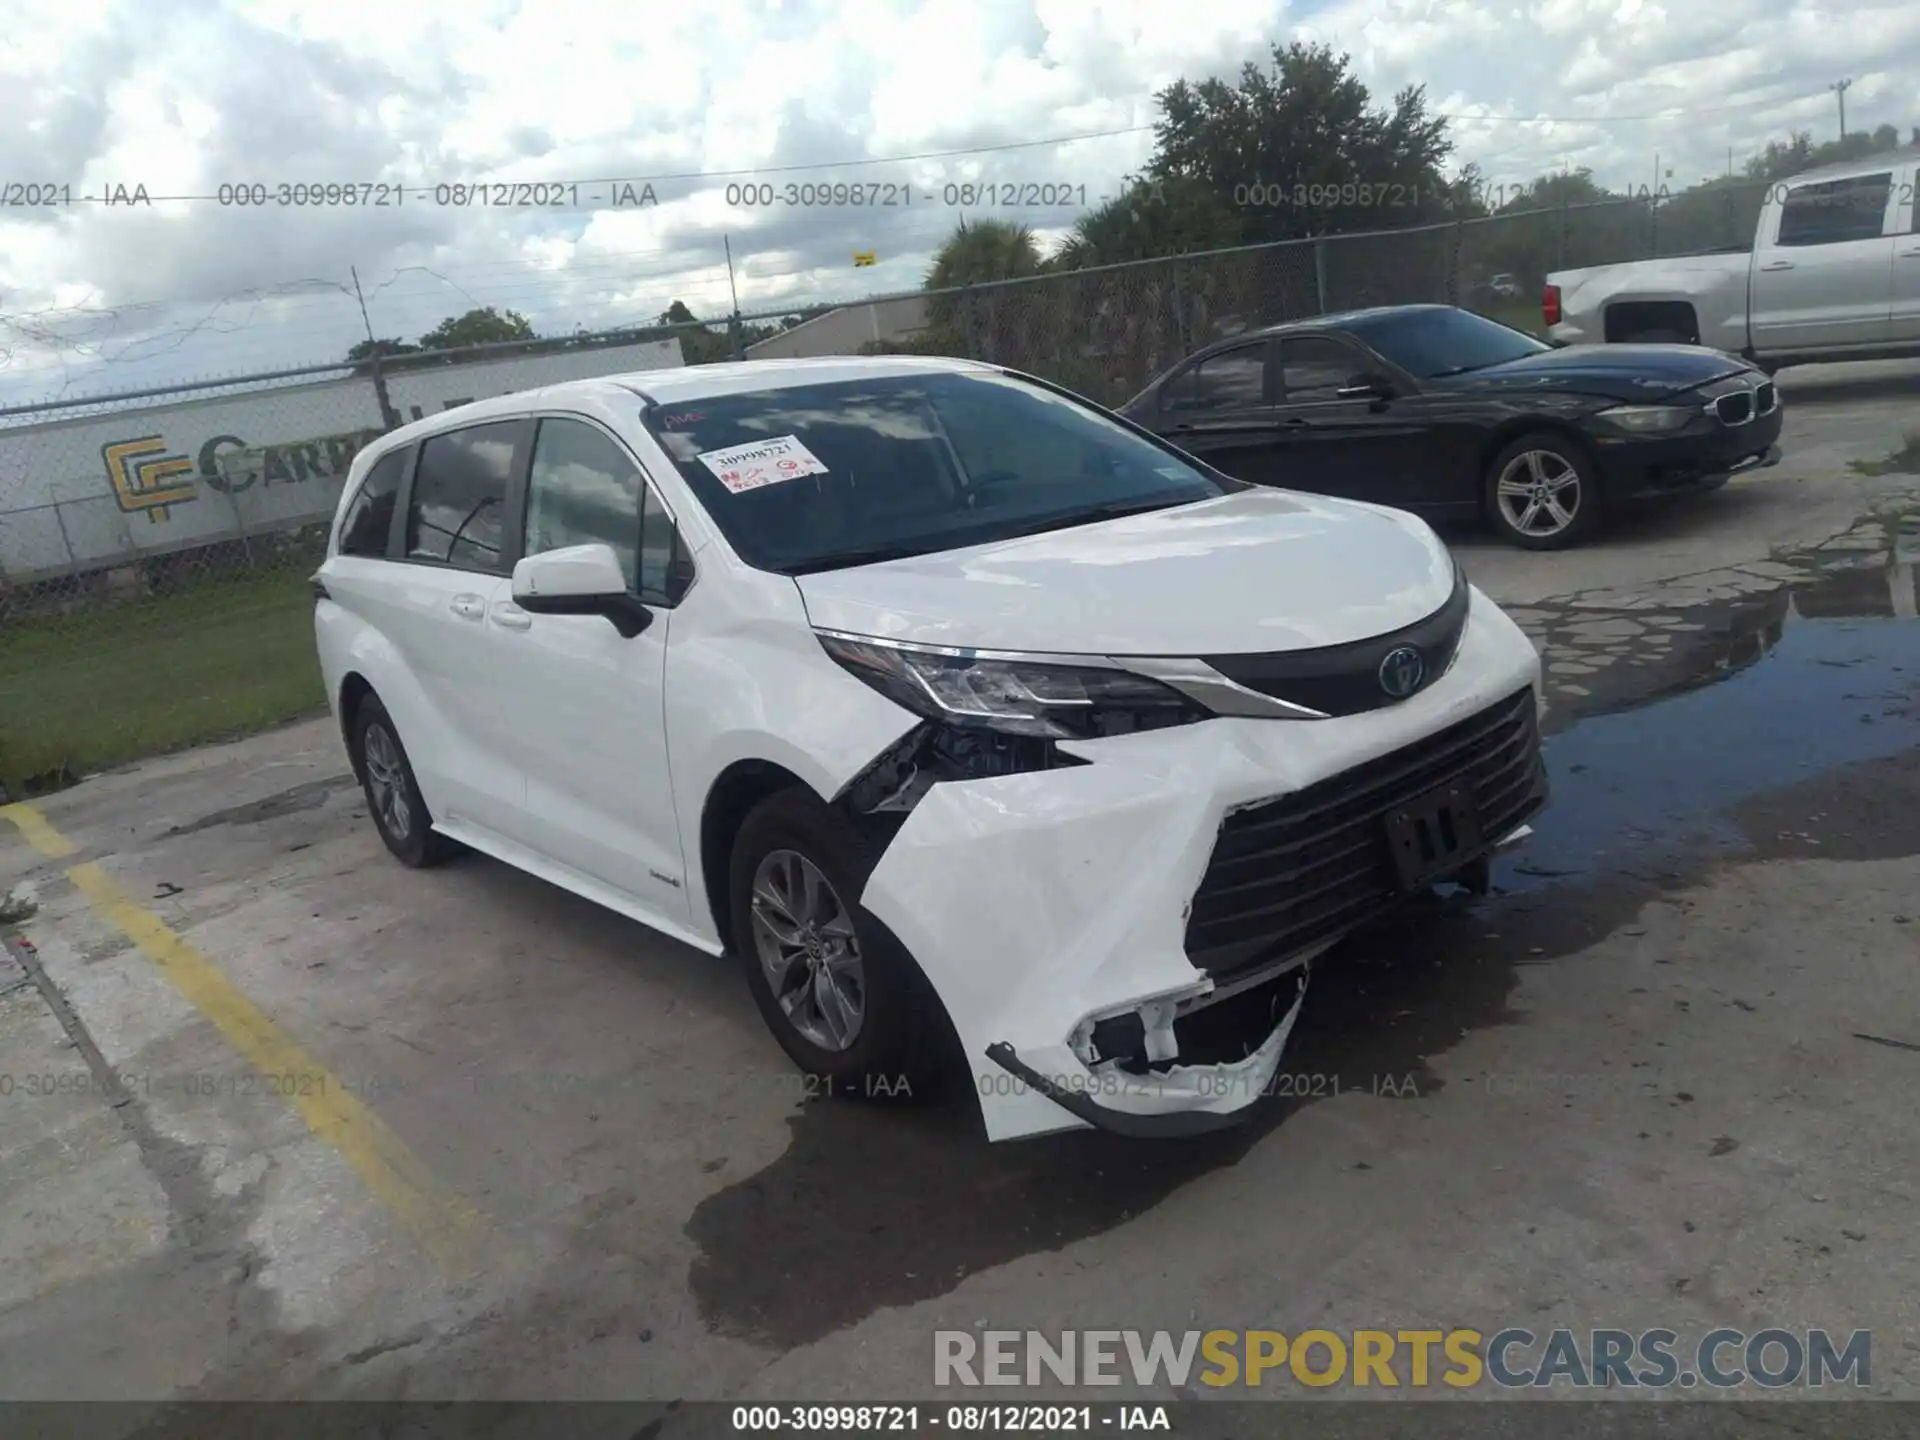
923 218 1044 359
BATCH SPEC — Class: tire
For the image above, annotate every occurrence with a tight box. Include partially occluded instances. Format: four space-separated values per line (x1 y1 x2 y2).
729 787 943 1100
353 695 457 868
1484 431 1605 551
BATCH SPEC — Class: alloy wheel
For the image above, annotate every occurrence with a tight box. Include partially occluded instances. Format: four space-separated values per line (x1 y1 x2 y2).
361 722 413 842
1495 449 1582 538
749 848 866 1052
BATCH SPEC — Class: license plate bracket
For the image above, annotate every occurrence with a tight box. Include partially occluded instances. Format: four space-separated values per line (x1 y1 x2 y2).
1383 782 1483 891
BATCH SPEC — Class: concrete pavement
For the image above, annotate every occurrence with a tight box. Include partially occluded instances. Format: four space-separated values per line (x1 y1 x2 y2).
2 367 1918 1427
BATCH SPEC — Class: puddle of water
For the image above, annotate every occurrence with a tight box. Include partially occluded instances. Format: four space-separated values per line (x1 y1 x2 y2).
1507 611 1920 893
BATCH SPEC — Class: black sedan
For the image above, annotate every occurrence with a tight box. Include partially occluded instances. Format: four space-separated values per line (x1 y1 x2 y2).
1117 304 1783 550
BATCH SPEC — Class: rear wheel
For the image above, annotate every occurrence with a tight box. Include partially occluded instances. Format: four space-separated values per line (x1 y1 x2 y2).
353 696 457 867
729 788 943 1099
1484 432 1604 551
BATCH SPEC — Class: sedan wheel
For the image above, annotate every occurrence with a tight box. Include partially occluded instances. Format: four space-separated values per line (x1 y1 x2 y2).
1484 433 1603 550
749 848 866 1052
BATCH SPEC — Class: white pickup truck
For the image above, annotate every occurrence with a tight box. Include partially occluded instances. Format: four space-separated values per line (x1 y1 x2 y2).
1544 150 1920 373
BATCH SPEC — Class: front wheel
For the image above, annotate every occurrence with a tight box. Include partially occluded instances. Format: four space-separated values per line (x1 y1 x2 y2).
729 788 944 1099
1484 433 1605 550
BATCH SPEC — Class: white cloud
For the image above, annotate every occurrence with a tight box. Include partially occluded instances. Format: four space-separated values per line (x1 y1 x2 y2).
0 0 1912 404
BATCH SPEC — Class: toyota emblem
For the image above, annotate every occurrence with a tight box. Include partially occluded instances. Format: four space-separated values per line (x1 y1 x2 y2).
1379 645 1426 699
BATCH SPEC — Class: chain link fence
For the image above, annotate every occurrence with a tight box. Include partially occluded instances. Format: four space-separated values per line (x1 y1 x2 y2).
0 186 1772 794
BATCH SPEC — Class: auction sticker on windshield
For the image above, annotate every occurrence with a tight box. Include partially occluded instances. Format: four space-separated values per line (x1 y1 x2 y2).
696 435 830 494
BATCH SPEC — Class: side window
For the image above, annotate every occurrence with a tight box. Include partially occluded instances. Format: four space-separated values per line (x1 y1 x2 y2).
1776 173 1893 247
405 421 519 570
1165 345 1266 413
637 484 680 601
1279 338 1366 402
525 418 643 590
339 448 407 557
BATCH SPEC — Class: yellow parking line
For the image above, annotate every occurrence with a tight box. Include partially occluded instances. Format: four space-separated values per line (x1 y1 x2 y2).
4 802 490 1276
1 802 76 859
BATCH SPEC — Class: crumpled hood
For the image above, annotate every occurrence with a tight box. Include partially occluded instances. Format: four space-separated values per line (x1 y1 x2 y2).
793 487 1457 657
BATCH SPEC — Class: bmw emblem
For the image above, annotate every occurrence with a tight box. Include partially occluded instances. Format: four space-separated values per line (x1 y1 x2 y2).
1379 645 1426 699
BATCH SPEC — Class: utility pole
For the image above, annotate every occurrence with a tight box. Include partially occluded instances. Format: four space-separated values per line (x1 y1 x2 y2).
350 265 399 431
349 266 377 346
723 235 744 361
1830 78 1851 139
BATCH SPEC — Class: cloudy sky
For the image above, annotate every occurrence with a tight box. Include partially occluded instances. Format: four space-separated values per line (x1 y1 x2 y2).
1 0 1913 405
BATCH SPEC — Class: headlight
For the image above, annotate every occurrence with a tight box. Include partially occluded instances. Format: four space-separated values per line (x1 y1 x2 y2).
816 632 1212 739
1596 404 1696 434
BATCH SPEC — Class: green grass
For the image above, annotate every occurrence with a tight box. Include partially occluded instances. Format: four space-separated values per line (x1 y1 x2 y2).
0 567 325 793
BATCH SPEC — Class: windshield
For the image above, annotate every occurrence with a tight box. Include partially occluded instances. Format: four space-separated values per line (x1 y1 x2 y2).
1345 307 1550 379
641 370 1235 574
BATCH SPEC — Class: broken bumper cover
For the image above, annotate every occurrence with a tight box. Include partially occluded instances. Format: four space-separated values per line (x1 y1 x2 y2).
859 587 1547 1142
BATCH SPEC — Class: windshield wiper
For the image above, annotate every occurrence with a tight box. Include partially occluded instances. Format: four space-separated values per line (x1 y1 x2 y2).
999 494 1190 539
783 541 940 575
782 496 1193 574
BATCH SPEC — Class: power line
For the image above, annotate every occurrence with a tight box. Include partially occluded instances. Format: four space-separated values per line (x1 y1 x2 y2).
37 87 1836 206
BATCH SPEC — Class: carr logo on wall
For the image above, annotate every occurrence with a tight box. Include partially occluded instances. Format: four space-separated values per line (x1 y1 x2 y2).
100 436 199 522
0 337 684 579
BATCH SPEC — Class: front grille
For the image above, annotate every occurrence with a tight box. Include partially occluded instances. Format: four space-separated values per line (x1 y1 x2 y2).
1711 390 1755 425
1756 380 1778 415
1184 686 1546 979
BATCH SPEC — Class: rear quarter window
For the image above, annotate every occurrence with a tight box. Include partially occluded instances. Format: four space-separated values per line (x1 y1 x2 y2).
338 447 409 557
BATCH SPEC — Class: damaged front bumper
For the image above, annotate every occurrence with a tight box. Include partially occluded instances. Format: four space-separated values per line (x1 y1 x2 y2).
856 589 1548 1142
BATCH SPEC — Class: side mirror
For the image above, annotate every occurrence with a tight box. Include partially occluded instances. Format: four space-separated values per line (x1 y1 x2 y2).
511 543 653 638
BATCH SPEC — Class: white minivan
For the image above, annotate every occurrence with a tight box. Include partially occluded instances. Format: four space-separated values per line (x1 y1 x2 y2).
313 356 1548 1142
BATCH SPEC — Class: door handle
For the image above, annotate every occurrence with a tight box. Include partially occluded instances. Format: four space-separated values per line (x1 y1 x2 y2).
489 601 532 631
1279 417 1312 429
1900 248 1920 258
448 593 486 620
1759 260 1795 271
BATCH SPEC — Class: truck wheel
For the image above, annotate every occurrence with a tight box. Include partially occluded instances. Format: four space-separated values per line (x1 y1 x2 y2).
1484 433 1604 551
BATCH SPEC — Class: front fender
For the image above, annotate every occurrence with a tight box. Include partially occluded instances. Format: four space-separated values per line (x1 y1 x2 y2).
663 568 920 949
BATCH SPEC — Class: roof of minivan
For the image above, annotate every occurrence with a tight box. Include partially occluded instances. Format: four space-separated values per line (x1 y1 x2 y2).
358 354 1001 456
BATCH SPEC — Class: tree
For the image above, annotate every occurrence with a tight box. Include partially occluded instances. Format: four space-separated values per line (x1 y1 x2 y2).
345 336 420 374
1050 174 1240 270
418 306 536 353
1148 42 1458 246
1493 168 1611 214
925 218 1043 292
1743 124 1909 183
919 218 1046 358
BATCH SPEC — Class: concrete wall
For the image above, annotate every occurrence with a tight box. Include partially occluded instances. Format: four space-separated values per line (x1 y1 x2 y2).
0 338 684 581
